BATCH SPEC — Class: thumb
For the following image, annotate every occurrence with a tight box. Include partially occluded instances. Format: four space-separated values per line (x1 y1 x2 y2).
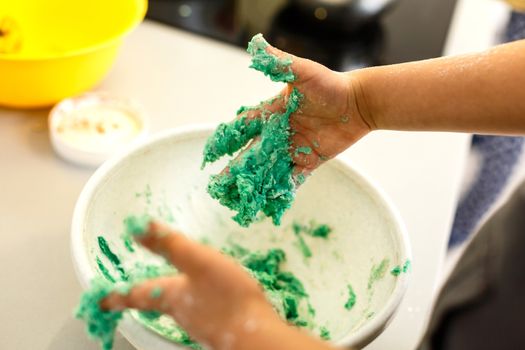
247 34 328 85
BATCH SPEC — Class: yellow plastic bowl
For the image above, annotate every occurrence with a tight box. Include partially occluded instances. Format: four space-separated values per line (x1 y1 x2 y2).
0 0 147 108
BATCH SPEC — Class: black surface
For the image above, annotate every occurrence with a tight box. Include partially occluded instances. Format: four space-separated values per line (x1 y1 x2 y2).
146 0 458 70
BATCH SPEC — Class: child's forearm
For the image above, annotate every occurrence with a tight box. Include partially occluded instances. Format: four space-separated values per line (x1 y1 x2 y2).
215 303 338 350
231 315 338 350
351 39 525 135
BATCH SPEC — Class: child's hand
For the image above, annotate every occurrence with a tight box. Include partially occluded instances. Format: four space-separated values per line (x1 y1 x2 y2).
222 39 372 176
100 221 282 348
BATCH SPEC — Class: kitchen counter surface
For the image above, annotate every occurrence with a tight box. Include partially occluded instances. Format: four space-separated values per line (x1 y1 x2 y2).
0 2 505 347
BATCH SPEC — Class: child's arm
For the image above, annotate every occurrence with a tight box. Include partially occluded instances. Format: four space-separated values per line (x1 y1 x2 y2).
352 39 525 135
214 39 525 178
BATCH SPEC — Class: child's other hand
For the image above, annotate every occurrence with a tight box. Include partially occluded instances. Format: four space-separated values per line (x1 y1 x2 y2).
100 221 281 348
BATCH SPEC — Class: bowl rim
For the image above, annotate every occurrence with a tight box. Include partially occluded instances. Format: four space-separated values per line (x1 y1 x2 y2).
71 123 411 348
0 0 147 62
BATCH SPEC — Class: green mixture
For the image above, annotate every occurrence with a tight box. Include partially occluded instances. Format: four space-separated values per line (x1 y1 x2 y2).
368 258 389 290
291 221 332 259
223 244 313 326
390 259 412 276
75 278 125 350
202 34 303 227
344 284 357 311
77 215 323 350
320 326 331 340
247 33 295 83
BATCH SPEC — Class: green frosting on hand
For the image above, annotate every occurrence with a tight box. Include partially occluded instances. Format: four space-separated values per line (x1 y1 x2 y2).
203 34 304 227
75 278 124 350
295 146 312 156
202 116 263 167
206 88 303 227
123 214 151 237
368 258 389 290
246 33 295 83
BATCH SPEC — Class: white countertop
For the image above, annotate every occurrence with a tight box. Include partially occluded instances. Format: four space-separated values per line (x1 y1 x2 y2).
1 6 503 348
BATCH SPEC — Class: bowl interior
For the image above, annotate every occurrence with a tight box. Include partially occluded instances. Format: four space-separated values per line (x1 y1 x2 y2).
0 0 146 58
75 127 409 348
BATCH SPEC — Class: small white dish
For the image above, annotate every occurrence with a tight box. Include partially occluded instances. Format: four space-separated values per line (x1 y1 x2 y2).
71 125 411 349
49 92 149 167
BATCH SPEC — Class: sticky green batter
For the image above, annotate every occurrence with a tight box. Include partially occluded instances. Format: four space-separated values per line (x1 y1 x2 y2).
224 245 312 326
295 146 312 156
98 237 128 281
203 34 304 227
344 284 357 310
123 214 151 237
75 277 124 350
390 259 411 276
292 221 332 239
294 231 313 259
296 173 306 185
202 116 263 166
246 33 295 83
368 258 389 290
320 326 331 340
205 88 302 227
96 256 116 283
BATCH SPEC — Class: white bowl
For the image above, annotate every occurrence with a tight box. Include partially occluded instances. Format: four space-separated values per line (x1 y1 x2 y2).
71 125 411 349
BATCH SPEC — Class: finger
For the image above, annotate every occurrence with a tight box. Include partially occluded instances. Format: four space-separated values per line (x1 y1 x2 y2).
237 94 285 122
202 95 285 167
136 221 223 277
250 34 327 85
101 275 188 313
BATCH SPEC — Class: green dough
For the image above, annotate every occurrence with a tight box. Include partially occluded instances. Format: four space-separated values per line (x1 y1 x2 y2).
391 259 411 276
292 221 332 239
295 146 312 156
390 266 401 276
121 214 151 254
246 33 295 83
310 224 331 238
296 173 306 185
123 214 151 237
224 245 312 326
368 258 389 290
203 34 304 227
344 284 357 310
291 221 332 258
98 237 128 281
202 116 263 166
320 326 331 340
75 277 124 350
402 259 411 272
294 231 313 259
97 256 116 283
205 88 303 227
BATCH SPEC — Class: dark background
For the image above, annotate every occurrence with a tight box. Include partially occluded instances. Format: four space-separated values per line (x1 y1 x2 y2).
146 0 458 70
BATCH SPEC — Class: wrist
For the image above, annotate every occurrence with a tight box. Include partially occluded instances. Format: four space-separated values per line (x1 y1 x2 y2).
209 299 285 350
345 69 378 132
